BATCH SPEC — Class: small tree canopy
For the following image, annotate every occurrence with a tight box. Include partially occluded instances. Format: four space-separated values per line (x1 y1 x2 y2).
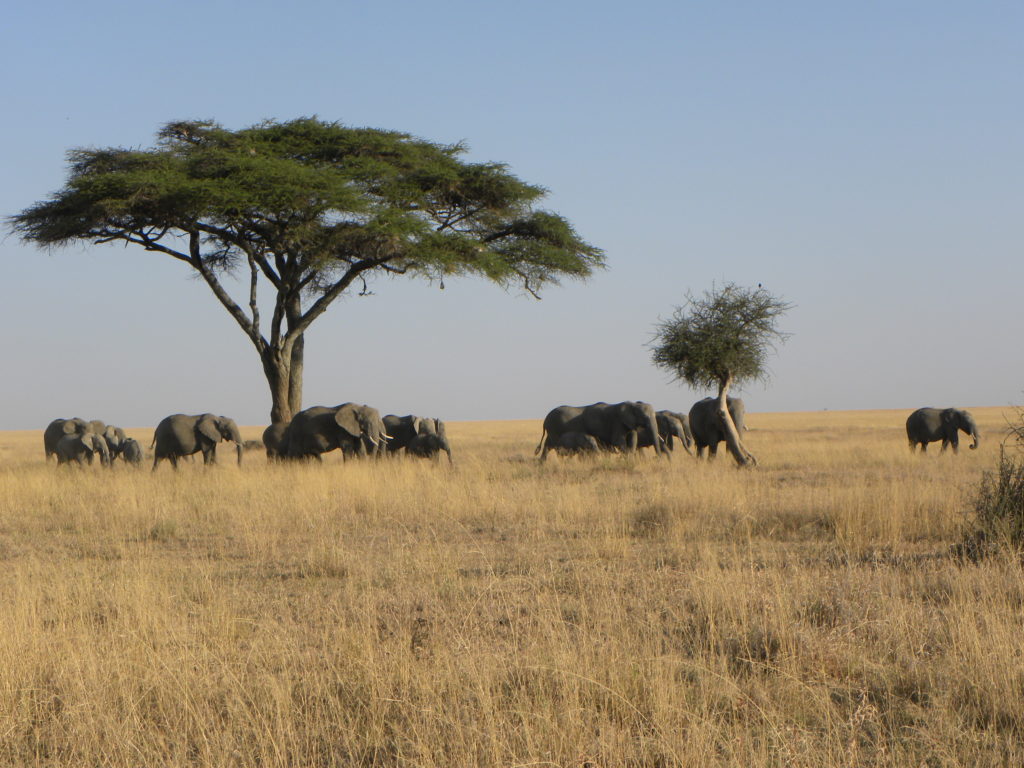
650 283 791 392
650 283 791 467
10 118 605 422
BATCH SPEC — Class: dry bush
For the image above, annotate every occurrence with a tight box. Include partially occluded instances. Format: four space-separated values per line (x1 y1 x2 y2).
0 408 1021 766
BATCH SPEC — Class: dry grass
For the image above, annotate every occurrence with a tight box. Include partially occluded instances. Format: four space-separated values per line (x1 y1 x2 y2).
0 407 1021 766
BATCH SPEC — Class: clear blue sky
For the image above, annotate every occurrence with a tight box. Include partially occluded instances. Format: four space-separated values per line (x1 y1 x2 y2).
2 1 1021 429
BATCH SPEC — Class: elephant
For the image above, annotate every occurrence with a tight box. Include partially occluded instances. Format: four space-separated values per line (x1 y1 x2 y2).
103 426 127 460
44 418 89 461
535 401 665 461
44 418 124 462
120 437 144 467
635 410 694 455
384 415 453 463
262 422 290 461
151 413 243 470
688 397 746 459
547 430 602 457
56 432 111 467
906 407 979 453
383 415 424 454
283 403 387 460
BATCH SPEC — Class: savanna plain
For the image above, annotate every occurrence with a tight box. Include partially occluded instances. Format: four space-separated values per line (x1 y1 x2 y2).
0 407 1021 767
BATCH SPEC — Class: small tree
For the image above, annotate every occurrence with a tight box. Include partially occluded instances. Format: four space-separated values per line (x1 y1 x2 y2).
9 118 604 423
650 283 791 467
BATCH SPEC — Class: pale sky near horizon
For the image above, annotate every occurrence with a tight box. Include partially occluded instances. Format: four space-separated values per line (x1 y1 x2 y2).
2 1 1021 430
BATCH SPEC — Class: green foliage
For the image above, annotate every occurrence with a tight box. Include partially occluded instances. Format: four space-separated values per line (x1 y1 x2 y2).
965 455 1024 557
650 283 791 390
9 118 604 421
9 117 604 296
964 408 1024 557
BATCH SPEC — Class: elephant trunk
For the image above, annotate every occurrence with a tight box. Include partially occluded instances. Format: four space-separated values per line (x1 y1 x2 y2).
226 423 244 466
969 428 980 450
647 415 665 456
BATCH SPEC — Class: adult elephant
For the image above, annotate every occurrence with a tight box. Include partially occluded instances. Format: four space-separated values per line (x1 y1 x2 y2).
636 410 694 455
688 397 746 459
262 422 290 461
906 407 979 453
152 413 243 470
56 432 111 467
44 418 89 461
384 415 453 463
284 403 387 460
535 401 665 461
383 415 424 454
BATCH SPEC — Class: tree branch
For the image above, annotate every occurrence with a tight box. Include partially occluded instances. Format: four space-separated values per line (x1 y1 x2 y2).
188 232 268 352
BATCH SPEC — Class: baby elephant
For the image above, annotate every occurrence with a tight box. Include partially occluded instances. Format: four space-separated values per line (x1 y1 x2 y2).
56 433 111 467
551 431 602 457
120 437 144 467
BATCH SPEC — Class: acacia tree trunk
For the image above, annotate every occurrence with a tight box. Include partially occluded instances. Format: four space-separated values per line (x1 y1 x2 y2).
717 375 757 467
262 340 306 424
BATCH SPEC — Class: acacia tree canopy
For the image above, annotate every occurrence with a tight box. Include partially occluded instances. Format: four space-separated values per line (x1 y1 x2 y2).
651 283 791 466
10 118 605 422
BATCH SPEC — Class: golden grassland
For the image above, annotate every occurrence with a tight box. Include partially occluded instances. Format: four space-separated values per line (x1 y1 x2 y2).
0 407 1021 767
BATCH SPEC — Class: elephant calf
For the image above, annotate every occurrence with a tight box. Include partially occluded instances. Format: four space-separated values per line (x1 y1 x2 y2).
548 431 601 457
121 438 144 467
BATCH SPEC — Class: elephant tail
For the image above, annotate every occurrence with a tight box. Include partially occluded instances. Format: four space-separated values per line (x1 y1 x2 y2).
534 428 548 456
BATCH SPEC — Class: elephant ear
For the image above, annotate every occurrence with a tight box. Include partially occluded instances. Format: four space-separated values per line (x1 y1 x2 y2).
196 415 222 444
334 406 363 438
63 420 80 435
940 409 957 425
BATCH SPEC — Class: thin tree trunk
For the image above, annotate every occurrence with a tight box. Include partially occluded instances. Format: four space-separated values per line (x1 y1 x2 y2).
287 333 304 418
717 376 757 467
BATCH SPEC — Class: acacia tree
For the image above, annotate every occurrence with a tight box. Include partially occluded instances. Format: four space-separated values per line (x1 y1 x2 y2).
10 118 604 423
651 283 791 467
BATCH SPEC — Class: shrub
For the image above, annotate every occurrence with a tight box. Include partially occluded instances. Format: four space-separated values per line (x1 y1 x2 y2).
963 453 1024 557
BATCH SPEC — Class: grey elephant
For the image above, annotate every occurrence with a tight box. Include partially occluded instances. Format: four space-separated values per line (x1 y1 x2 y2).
535 401 665 461
262 422 290 461
120 437 144 467
56 432 111 467
284 403 387 460
688 397 746 459
382 415 423 454
906 407 979 453
151 413 243 470
547 430 602 457
103 425 127 460
635 410 694 455
384 415 453 463
44 418 88 461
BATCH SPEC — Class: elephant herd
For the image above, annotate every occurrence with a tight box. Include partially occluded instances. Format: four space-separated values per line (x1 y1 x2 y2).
42 402 981 471
45 405 454 471
535 398 747 461
43 417 143 467
262 404 453 464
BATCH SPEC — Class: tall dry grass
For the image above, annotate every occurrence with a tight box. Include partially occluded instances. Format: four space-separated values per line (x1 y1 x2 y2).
0 408 1021 766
